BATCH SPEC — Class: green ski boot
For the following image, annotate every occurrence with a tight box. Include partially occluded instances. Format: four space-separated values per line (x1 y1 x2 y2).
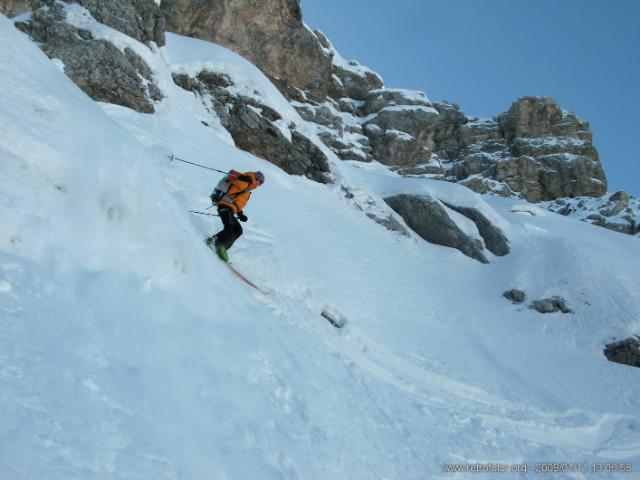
215 244 229 263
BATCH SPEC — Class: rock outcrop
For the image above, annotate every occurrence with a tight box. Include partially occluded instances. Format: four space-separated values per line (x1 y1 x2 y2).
8 0 625 240
290 87 441 169
172 72 331 183
503 289 525 304
294 102 374 163
442 203 510 256
159 1 608 212
1 0 30 17
7 0 166 45
14 1 163 113
604 337 640 369
543 190 640 236
77 0 166 45
531 296 572 314
313 29 383 101
162 0 332 101
431 97 607 202
385 194 493 263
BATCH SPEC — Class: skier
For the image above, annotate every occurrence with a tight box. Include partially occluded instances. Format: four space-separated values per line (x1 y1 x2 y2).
206 169 265 262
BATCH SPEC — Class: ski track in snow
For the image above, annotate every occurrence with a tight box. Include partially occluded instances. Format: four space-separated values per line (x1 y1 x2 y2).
264 287 640 463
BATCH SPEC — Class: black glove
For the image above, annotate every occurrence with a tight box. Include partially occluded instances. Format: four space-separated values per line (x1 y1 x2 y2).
237 212 248 222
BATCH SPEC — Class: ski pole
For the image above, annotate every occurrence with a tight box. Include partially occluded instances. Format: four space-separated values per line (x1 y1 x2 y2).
188 210 220 217
168 154 229 174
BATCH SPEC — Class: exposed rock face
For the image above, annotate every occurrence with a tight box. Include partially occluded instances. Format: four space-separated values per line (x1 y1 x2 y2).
10 0 620 238
365 127 429 167
294 102 373 162
0 0 30 17
442 203 510 256
503 289 525 304
604 337 640 369
431 97 607 202
15 2 162 113
329 63 381 101
384 194 489 263
70 0 166 45
531 296 572 314
328 60 383 101
364 105 439 143
172 72 331 183
499 96 592 141
162 0 331 101
362 89 431 116
9 0 166 44
293 86 441 168
360 90 439 165
312 29 383 101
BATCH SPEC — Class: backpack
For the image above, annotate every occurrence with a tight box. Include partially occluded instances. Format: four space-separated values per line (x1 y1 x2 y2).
210 173 250 204
210 175 233 203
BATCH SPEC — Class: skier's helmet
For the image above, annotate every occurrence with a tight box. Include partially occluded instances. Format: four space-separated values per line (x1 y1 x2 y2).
256 171 265 185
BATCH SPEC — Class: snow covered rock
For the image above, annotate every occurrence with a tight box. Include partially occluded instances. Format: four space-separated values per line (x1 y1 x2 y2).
162 0 332 101
15 2 163 113
291 99 374 162
531 296 572 314
363 105 439 143
384 194 489 263
328 60 384 101
312 29 383 101
172 71 331 182
543 191 640 236
442 202 510 255
366 127 430 167
429 98 607 202
65 0 165 45
362 88 433 116
11 0 165 44
604 337 640 369
503 289 526 304
344 89 441 167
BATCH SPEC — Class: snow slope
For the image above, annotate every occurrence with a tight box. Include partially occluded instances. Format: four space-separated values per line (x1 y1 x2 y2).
1 12 640 479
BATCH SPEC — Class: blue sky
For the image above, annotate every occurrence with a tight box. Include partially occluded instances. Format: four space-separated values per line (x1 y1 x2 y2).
301 0 640 195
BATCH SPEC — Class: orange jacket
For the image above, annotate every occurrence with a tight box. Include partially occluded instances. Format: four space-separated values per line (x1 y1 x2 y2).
217 170 261 213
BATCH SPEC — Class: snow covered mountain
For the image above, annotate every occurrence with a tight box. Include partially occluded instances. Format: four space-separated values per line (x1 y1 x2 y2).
1 2 639 479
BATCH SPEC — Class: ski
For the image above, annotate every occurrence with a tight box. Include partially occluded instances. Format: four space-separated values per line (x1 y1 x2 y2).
226 263 267 294
205 238 267 294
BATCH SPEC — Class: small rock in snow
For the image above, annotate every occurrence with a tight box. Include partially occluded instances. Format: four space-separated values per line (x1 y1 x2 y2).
503 289 525 304
531 296 572 314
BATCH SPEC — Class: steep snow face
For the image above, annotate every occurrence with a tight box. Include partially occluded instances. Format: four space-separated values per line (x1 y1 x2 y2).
1 13 640 480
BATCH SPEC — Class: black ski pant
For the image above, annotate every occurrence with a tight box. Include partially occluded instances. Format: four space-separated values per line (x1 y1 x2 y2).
214 206 243 250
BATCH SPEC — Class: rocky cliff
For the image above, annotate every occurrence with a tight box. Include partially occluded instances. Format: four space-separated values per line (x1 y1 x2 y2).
162 0 333 101
3 0 633 238
161 1 608 204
